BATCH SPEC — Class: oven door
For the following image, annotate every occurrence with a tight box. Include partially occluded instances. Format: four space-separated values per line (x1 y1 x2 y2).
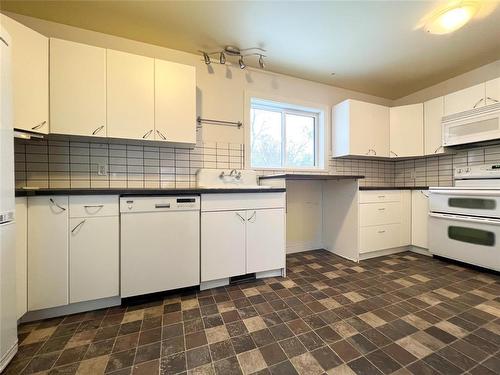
429 189 500 218
428 212 500 271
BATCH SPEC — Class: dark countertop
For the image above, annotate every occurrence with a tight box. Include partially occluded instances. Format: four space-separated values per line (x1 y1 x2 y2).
359 186 429 191
15 187 286 197
259 174 364 180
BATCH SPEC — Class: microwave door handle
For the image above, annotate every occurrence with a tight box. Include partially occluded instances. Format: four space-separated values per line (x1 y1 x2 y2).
429 212 500 226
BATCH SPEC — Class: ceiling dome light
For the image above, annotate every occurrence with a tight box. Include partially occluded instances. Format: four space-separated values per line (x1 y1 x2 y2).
239 56 246 69
426 2 479 34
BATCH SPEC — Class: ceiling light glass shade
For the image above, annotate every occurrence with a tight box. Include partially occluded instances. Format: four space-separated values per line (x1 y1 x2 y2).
239 56 246 69
203 52 211 64
219 52 226 64
259 55 265 69
426 2 478 34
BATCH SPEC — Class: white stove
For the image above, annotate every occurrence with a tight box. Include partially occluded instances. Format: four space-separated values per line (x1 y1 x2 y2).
429 163 500 271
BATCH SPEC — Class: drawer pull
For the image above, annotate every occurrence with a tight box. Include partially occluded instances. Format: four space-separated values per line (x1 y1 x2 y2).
84 205 104 209
71 219 86 233
155 204 170 209
378 230 386 233
378 195 385 198
378 208 386 211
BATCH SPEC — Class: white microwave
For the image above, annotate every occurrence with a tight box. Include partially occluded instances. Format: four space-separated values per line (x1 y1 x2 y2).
442 103 500 147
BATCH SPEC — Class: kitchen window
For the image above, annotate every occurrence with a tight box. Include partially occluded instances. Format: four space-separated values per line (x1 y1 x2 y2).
249 98 324 170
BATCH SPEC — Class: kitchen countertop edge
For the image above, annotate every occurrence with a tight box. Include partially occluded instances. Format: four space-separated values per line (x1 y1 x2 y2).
259 174 365 180
15 187 286 197
359 186 429 190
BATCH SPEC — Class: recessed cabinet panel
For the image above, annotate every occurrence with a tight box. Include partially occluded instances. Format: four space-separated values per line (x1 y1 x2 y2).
107 50 154 140
411 190 429 249
50 39 106 137
70 216 119 303
2 15 49 134
390 103 423 157
444 83 485 116
201 210 246 282
28 196 69 311
155 59 196 143
424 96 445 155
246 209 285 273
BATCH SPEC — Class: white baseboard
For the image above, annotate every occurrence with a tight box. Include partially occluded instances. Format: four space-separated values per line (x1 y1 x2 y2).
0 341 18 373
409 246 431 256
358 246 409 260
200 278 230 291
21 296 121 323
286 241 323 254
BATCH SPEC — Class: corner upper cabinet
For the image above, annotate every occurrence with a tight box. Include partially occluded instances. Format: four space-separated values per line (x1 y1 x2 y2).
50 39 106 137
444 83 485 116
107 50 154 140
333 99 389 157
424 96 445 155
389 103 424 157
1 15 49 134
155 59 196 144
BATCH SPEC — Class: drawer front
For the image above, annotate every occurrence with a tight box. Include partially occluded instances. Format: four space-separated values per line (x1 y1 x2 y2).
360 190 401 203
360 202 401 226
201 193 285 211
359 224 401 253
69 195 119 218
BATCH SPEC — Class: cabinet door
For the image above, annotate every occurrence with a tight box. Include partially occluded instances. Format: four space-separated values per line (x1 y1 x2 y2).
485 77 500 106
201 210 246 282
1 15 48 133
70 216 119 303
390 103 423 157
107 50 154 140
350 100 390 157
15 197 27 319
411 190 429 249
155 59 196 143
424 96 445 155
444 83 485 116
246 209 285 273
50 39 106 137
28 196 69 310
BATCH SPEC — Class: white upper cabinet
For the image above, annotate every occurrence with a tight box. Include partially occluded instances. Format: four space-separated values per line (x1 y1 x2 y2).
389 103 424 158
154 59 196 144
424 96 445 155
50 39 106 137
444 83 485 116
2 15 49 134
485 77 500 105
333 99 390 157
107 50 154 140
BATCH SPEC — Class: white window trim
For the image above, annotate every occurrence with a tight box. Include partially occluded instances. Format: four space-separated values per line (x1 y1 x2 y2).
244 91 327 172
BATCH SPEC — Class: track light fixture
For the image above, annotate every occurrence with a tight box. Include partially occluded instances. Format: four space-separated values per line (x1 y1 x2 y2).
199 46 266 70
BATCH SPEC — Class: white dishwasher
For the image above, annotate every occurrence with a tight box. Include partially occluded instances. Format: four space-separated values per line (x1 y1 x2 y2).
120 196 200 298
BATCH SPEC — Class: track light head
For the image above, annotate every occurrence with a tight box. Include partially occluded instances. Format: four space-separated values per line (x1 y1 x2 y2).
219 52 226 64
203 52 211 65
258 55 265 69
239 56 246 69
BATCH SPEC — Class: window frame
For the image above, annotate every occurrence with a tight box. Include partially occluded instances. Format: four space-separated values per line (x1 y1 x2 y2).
247 96 325 171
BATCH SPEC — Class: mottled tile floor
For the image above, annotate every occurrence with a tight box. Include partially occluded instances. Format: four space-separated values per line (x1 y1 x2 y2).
5 250 500 375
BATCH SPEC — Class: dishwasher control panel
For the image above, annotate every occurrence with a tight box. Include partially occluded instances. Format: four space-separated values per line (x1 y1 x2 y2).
120 196 200 212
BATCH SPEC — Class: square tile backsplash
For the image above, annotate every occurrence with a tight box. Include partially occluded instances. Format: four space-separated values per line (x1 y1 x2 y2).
14 137 500 189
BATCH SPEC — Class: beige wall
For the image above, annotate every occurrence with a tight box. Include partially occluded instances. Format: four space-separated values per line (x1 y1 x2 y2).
394 59 500 105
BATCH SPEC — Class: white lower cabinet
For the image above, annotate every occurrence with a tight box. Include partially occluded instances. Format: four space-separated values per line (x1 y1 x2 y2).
28 196 69 311
246 209 285 274
411 190 429 249
201 210 246 282
201 193 286 283
69 216 119 303
15 197 28 319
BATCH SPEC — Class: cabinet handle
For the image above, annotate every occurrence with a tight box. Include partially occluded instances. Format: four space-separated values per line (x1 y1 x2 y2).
378 208 385 211
365 148 376 156
84 205 104 208
71 219 86 233
486 96 499 104
235 212 246 222
390 151 398 157
473 98 484 108
92 125 104 135
378 230 386 233
156 130 167 140
31 121 47 131
434 146 443 154
248 211 257 222
142 129 153 139
49 198 66 211
420 190 429 198
378 195 385 198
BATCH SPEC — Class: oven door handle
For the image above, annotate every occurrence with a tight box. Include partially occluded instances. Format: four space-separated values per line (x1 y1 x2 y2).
429 212 500 226
430 189 500 196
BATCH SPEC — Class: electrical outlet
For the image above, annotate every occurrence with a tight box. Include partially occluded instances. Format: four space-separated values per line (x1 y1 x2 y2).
97 164 107 176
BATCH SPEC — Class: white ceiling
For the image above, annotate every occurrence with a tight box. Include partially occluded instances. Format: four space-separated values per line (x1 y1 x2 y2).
2 0 499 99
